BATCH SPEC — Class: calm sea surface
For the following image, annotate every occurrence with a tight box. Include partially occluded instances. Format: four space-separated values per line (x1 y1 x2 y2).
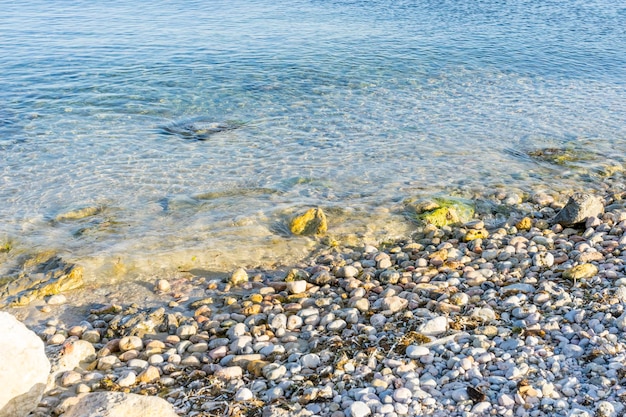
1 0 625 280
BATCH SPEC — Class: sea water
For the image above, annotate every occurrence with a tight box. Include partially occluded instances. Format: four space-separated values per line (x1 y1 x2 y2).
1 0 625 281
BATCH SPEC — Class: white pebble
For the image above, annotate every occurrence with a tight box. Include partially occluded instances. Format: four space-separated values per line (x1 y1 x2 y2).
234 387 254 401
406 345 430 359
418 316 448 336
393 387 412 403
348 401 371 417
301 353 321 369
117 371 136 387
286 280 307 294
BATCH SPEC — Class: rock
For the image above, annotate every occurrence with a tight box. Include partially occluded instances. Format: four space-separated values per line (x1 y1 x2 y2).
289 208 328 236
286 280 307 294
215 366 243 380
300 353 321 369
119 336 143 352
413 197 475 227
406 345 430 359
464 229 489 242
234 387 254 402
381 296 408 313
418 316 448 336
563 263 598 280
393 387 412 403
137 366 160 384
262 364 286 380
0 312 51 417
55 206 101 221
533 252 554 268
154 279 170 293
161 118 246 141
553 193 604 226
347 401 371 417
63 392 178 417
48 340 96 388
0 253 83 307
47 294 67 305
117 371 137 388
338 265 359 278
516 217 532 230
230 268 249 285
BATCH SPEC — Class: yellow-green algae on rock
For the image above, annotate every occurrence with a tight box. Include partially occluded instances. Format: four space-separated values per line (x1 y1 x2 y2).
563 263 598 280
412 197 475 227
289 208 328 236
55 206 102 221
464 229 489 242
0 252 84 307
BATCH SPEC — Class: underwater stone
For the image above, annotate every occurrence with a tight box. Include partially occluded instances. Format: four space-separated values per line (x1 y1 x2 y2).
415 198 475 227
0 253 83 307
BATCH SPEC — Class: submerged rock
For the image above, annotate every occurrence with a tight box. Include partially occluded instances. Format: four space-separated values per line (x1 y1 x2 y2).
526 146 596 166
55 206 101 221
161 118 246 141
553 193 604 226
410 197 475 227
0 253 83 307
290 208 328 236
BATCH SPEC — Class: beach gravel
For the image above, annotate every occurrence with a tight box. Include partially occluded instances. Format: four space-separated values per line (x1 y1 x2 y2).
10 190 626 417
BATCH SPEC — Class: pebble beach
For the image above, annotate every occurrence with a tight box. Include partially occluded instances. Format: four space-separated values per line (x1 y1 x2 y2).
11 185 626 417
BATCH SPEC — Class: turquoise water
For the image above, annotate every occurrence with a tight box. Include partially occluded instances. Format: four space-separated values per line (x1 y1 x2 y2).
1 0 625 279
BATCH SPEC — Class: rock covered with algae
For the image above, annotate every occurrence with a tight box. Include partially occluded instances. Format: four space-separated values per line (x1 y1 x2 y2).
289 208 328 236
0 252 84 307
563 263 599 280
409 197 475 227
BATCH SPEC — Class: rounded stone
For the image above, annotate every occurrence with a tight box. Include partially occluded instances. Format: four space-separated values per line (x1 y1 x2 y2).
234 387 254 402
348 401 371 417
119 336 143 352
176 324 197 339
406 345 430 359
286 280 307 294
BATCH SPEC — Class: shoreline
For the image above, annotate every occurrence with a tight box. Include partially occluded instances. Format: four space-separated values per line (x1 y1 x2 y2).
6 186 626 417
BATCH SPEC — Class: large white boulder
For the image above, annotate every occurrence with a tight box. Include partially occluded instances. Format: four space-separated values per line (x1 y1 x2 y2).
0 312 51 417
64 392 179 417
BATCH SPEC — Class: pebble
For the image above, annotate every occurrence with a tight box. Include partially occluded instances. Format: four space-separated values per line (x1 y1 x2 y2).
348 401 371 417
286 280 307 294
419 316 448 336
215 366 243 380
137 365 160 383
117 371 136 387
234 387 254 401
47 294 67 305
405 345 430 359
393 387 412 403
119 336 143 352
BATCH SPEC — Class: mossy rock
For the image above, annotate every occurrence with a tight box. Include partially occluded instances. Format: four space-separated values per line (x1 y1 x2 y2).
0 253 84 307
464 229 489 242
526 147 596 167
289 208 327 236
563 263 598 280
56 206 102 221
411 197 475 227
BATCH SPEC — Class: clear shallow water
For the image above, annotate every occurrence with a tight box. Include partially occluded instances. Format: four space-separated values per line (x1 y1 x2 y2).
1 0 625 280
